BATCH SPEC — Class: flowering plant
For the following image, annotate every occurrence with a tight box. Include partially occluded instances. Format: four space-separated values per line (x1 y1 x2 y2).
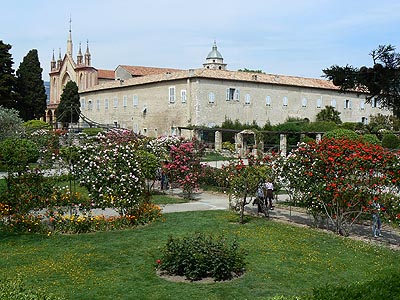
280 138 400 234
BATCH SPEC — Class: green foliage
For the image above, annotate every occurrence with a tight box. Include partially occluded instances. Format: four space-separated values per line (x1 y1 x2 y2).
323 128 359 140
237 68 265 74
56 81 80 126
308 271 400 300
367 113 400 133
222 141 235 152
0 41 16 109
24 119 51 132
316 106 342 124
323 44 400 117
82 127 103 136
0 170 54 215
303 121 338 132
15 49 47 121
341 122 365 132
0 278 65 300
157 232 246 281
0 138 39 173
381 133 400 149
0 106 24 141
361 134 381 145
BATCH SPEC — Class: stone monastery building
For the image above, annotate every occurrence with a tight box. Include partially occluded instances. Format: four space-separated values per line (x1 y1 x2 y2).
46 29 390 137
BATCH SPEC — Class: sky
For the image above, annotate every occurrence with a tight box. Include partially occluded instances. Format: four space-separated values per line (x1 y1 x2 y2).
2 0 399 81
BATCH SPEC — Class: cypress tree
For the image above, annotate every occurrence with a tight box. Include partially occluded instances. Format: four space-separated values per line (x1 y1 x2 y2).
56 81 80 128
0 40 16 109
15 49 47 121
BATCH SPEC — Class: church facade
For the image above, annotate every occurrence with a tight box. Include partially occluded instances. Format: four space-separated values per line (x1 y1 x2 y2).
48 32 390 137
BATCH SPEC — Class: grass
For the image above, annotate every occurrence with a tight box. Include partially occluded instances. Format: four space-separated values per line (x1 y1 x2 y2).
0 210 399 300
151 193 189 205
201 151 233 162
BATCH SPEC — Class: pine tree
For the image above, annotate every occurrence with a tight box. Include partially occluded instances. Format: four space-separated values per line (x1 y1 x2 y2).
323 44 400 117
0 41 16 109
56 81 80 128
15 49 47 121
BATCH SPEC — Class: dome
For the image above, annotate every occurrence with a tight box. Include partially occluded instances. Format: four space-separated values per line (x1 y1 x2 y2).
206 42 223 59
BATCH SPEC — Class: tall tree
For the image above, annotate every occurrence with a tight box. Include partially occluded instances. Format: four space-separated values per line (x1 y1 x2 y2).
0 41 16 109
323 44 400 116
15 49 47 121
56 81 80 128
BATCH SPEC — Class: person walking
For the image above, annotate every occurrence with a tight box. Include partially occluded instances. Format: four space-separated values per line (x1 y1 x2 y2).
372 201 383 238
255 181 265 213
265 178 274 210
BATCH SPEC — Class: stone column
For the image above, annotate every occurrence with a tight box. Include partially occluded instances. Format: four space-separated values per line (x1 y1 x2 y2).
215 131 222 151
316 133 322 142
280 134 287 156
235 133 243 157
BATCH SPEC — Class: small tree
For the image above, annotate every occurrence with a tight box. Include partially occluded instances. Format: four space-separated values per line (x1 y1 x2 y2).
56 81 80 128
316 106 342 124
225 157 271 224
0 106 24 141
15 49 47 121
165 139 205 199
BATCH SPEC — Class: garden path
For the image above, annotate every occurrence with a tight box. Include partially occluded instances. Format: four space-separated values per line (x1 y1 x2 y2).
160 188 400 249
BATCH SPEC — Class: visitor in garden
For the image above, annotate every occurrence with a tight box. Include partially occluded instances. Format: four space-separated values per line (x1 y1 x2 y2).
160 161 169 190
372 201 383 238
265 178 274 210
255 181 265 213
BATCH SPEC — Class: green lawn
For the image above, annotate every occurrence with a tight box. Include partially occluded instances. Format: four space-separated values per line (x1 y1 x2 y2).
0 210 399 300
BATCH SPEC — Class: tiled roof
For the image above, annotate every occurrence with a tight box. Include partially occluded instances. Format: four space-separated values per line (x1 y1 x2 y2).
82 68 341 93
118 65 183 76
97 69 115 79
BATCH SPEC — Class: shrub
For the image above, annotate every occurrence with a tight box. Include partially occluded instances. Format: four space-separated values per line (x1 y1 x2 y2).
82 127 103 136
361 134 381 145
381 133 400 149
323 128 359 140
157 232 246 281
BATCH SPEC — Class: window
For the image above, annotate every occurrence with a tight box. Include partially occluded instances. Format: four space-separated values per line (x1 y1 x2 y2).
331 99 336 108
226 88 235 100
105 98 109 109
88 99 92 110
360 100 365 110
133 95 138 107
344 99 352 109
169 87 175 103
208 92 215 103
181 89 187 103
113 97 118 108
133 123 139 134
266 96 271 106
245 94 251 105
96 99 100 110
283 96 288 107
301 97 307 107
316 98 322 108
226 88 240 101
372 98 380 108
361 117 368 125
235 89 240 101
81 98 85 109
123 95 127 107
